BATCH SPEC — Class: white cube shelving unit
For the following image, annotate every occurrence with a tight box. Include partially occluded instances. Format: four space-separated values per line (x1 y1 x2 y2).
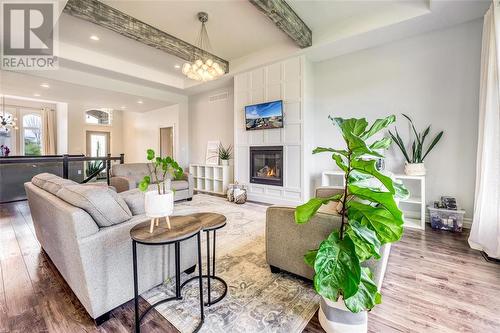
189 164 233 196
321 170 426 230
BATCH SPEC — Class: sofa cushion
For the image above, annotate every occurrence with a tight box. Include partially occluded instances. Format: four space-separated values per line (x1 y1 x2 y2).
119 188 145 215
32 173 77 195
57 185 132 227
171 180 189 191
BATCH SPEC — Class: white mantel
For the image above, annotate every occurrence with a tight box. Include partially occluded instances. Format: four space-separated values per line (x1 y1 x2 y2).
233 56 312 205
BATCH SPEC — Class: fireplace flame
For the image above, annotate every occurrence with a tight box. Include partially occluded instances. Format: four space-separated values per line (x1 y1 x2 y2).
267 167 276 177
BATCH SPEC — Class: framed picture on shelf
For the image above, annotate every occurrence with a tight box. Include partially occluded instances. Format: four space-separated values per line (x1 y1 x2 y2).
205 140 220 165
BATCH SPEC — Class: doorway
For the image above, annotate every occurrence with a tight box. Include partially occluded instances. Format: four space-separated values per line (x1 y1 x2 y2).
160 127 174 157
85 131 110 179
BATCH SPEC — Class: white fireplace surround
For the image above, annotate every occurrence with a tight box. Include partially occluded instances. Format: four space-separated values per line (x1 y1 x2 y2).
234 56 312 205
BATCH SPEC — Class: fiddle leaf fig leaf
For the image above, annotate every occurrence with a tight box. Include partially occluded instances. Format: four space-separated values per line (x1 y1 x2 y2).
332 154 348 173
350 159 395 194
295 194 343 224
313 147 349 157
369 137 392 150
304 249 318 268
346 221 381 261
348 185 403 222
333 117 369 137
146 149 155 161
361 115 396 139
344 267 381 313
347 201 403 244
313 232 361 300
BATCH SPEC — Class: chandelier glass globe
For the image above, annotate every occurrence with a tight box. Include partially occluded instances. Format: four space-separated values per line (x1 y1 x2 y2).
182 12 224 82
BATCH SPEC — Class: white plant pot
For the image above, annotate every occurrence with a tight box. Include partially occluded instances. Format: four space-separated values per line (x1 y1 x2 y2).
318 297 367 333
144 191 174 218
404 162 426 176
221 159 229 166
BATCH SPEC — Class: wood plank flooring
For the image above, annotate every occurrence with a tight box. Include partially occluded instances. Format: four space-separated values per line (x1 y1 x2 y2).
1 201 499 333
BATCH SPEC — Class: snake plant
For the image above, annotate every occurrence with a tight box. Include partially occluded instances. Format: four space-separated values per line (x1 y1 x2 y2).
295 115 409 313
389 114 443 163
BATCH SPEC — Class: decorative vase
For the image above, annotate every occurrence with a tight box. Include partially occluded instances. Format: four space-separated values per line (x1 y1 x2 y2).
221 159 229 166
144 191 174 232
318 297 367 333
404 162 426 176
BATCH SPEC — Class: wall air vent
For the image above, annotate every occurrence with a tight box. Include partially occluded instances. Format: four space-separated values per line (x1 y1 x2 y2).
208 91 229 103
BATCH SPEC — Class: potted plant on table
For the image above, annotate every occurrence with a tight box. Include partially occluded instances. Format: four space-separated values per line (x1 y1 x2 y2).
218 143 233 166
389 114 443 176
295 115 409 333
138 149 183 232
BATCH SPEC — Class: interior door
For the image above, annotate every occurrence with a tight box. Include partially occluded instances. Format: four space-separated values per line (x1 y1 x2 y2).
160 127 174 157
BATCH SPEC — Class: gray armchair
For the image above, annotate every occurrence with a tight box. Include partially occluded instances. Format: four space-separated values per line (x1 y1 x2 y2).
110 163 193 201
265 187 390 290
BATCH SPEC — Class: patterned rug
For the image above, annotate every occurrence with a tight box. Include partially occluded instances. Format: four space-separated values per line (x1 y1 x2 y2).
142 194 320 333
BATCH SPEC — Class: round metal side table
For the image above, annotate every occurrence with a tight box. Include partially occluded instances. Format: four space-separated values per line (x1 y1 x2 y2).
180 212 228 306
130 215 204 333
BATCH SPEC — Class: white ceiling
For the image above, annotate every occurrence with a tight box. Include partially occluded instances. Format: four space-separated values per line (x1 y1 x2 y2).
0 70 171 113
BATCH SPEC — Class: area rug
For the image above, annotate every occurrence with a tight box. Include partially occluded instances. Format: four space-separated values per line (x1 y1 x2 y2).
142 194 320 333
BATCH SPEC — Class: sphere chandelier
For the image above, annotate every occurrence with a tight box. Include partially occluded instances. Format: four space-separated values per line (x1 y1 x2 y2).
182 12 224 82
0 96 18 132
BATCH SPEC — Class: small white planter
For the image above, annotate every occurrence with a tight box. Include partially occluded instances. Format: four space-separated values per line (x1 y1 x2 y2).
318 297 367 333
144 191 174 218
221 159 229 166
404 162 426 176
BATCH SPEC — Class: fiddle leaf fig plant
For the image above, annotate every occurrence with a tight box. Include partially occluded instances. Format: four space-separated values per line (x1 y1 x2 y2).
295 115 409 313
138 149 184 195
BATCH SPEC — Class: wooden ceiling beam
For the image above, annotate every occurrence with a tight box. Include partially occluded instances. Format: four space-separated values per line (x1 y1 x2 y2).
249 0 312 48
63 0 229 73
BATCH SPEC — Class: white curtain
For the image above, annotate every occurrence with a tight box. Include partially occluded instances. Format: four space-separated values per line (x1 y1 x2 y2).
468 2 500 259
42 108 56 155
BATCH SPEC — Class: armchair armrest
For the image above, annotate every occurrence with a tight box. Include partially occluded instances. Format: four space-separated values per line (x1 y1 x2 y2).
315 186 343 198
110 176 136 193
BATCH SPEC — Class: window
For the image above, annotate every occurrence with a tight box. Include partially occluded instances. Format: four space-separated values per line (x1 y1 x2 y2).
85 109 112 125
22 113 43 156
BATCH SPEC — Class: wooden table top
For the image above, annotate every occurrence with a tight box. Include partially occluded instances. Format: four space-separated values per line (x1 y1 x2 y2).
189 212 227 231
130 215 201 244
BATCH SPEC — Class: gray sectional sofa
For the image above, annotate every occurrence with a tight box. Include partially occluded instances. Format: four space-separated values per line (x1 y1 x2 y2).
265 187 391 290
25 173 197 322
110 163 194 201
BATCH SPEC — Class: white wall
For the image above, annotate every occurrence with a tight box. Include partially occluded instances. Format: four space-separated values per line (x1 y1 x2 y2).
67 104 124 156
188 87 234 164
311 19 483 218
122 103 189 167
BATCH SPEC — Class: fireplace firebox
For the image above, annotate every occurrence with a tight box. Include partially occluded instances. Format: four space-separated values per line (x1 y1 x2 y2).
249 146 283 186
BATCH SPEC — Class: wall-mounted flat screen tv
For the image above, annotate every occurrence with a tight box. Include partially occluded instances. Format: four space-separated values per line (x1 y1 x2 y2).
245 100 284 130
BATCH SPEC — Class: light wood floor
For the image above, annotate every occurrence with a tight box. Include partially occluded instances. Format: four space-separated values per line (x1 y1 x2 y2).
1 201 499 333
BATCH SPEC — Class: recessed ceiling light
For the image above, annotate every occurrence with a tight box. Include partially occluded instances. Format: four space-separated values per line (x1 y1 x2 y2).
137 100 143 104
33 93 41 97
90 35 100 41
174 64 181 69
40 83 50 88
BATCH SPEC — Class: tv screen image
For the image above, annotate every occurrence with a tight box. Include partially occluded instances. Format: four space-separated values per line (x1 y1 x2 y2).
245 100 283 130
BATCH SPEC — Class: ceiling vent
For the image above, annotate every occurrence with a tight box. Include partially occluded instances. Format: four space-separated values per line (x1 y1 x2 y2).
208 91 228 103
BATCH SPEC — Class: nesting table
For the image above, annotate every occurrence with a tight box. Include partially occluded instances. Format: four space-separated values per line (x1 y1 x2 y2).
130 212 228 333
